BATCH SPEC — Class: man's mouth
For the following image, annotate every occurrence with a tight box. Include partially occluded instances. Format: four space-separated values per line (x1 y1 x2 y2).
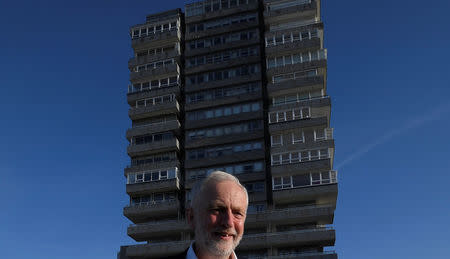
214 231 235 240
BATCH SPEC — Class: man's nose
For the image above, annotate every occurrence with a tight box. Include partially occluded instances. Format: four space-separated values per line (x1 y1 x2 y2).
220 209 233 228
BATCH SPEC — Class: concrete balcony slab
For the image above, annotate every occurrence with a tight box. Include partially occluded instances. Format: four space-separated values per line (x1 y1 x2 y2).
245 205 335 228
272 184 338 205
126 120 180 140
264 0 317 22
269 117 328 133
128 49 180 69
127 84 180 105
123 199 180 224
127 138 179 157
266 38 321 56
128 101 180 120
131 29 180 50
126 178 180 195
238 228 335 250
130 63 178 82
124 160 180 176
125 240 191 258
267 76 324 97
127 220 190 241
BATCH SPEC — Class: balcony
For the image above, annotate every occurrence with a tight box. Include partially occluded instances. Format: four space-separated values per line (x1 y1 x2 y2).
238 228 335 250
269 116 328 133
127 220 190 241
123 199 180 223
127 84 181 105
127 138 179 157
264 0 318 22
267 76 324 97
126 178 180 195
269 96 330 113
126 120 180 140
272 184 338 205
131 29 180 49
245 204 335 228
124 160 180 175
271 154 333 175
128 100 180 120
266 37 321 56
130 63 178 82
125 240 191 258
185 1 259 24
128 49 179 69
267 60 327 79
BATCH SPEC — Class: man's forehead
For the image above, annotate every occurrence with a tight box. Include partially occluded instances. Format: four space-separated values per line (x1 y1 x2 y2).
201 181 246 203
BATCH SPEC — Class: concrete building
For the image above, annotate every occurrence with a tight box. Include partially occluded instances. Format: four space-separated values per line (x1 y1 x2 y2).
119 0 337 258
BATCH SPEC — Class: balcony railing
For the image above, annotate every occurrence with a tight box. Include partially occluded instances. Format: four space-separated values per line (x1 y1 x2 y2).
267 49 327 70
265 0 312 12
272 95 328 107
272 171 338 191
128 82 179 94
246 204 332 216
131 27 178 40
271 148 332 166
127 198 178 208
131 119 178 130
315 128 333 141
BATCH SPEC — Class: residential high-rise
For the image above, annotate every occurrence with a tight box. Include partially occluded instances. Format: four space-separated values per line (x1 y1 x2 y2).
119 0 337 258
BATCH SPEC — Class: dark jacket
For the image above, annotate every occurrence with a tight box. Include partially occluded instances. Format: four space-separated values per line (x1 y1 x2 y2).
163 249 188 259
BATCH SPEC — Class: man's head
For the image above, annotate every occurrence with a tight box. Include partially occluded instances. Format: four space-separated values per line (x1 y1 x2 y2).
188 171 248 258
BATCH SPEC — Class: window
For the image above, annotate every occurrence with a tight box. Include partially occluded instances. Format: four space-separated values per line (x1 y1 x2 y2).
187 142 262 160
271 148 330 166
272 171 337 191
268 107 311 123
314 128 325 141
267 50 326 70
127 168 178 184
292 130 304 143
271 134 283 146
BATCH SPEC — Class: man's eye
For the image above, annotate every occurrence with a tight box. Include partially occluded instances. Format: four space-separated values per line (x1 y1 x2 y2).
233 212 244 218
210 209 220 214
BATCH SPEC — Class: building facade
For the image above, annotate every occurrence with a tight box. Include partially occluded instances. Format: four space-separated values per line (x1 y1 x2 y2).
119 0 337 258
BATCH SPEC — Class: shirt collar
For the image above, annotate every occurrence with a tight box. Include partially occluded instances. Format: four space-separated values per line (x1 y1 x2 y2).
186 242 237 259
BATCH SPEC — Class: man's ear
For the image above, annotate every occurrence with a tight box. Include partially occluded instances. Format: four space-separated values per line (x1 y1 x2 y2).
186 208 195 228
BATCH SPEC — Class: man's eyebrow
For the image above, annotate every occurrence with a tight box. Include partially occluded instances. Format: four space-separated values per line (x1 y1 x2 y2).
207 200 225 208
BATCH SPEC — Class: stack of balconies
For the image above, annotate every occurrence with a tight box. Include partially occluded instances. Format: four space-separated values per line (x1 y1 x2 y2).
262 0 337 258
123 9 189 259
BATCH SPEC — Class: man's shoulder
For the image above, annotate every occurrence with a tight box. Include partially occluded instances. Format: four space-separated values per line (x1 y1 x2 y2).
163 250 187 259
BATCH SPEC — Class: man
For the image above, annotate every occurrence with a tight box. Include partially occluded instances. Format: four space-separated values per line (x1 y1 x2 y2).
167 171 248 259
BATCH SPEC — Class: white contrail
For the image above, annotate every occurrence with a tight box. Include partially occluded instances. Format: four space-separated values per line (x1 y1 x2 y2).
335 101 450 170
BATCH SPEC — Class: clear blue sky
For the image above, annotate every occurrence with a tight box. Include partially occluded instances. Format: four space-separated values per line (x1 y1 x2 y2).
1 0 449 258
